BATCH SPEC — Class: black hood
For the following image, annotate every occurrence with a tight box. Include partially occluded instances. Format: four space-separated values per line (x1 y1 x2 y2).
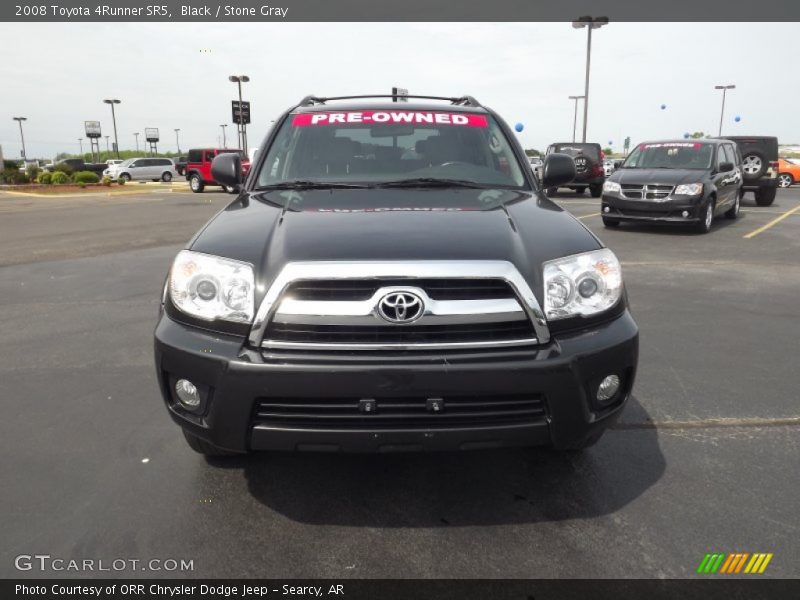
610 168 707 186
189 188 601 299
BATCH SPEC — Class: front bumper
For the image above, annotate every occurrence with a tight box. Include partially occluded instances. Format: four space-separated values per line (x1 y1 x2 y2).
154 311 639 453
602 193 705 222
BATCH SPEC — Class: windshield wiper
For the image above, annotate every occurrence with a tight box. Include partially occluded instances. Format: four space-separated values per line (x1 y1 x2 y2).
375 178 487 189
254 180 371 191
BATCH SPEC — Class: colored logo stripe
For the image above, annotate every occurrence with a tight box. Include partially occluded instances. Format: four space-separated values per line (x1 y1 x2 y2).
697 553 773 574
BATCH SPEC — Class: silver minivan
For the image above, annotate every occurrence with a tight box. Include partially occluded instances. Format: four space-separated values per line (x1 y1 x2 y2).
107 158 177 182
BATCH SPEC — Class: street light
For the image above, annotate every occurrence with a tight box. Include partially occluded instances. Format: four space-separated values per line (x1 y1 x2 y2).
568 95 585 143
714 84 736 136
134 132 139 152
572 16 608 143
228 74 250 153
78 138 84 158
12 117 27 160
174 128 181 154
103 98 121 158
105 135 110 154
220 124 227 148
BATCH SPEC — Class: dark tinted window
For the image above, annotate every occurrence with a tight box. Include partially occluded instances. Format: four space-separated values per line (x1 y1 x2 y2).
547 144 601 161
623 142 714 170
187 150 203 162
257 109 526 188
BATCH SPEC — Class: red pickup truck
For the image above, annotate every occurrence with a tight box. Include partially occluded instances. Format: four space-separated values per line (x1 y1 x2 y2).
185 148 251 193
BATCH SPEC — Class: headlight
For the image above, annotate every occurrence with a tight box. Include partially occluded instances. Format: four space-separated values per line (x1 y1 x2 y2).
603 181 621 193
169 250 255 323
543 248 623 319
674 183 703 196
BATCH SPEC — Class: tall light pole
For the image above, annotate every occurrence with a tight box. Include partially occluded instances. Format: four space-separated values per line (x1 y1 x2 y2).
174 128 181 154
13 117 27 160
572 16 608 143
568 95 585 143
105 136 110 154
714 84 736 136
134 132 139 152
103 98 121 158
78 138 84 158
228 74 250 153
220 124 227 148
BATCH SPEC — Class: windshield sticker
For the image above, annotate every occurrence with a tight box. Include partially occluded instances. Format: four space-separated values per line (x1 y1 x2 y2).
640 142 702 149
292 111 488 127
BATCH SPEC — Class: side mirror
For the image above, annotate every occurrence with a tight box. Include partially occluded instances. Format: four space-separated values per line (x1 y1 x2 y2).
614 160 623 169
541 153 576 190
718 162 734 173
211 153 243 189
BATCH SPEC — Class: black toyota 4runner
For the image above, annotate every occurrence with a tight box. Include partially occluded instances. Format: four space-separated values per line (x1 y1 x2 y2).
154 95 638 457
720 136 779 206
601 139 742 233
545 142 605 197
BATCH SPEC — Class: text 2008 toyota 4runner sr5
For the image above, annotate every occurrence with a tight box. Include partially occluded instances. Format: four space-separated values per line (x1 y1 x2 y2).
154 95 639 456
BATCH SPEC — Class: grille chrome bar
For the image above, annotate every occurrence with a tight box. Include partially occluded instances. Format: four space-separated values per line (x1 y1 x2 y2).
273 286 526 327
260 338 539 351
248 261 550 348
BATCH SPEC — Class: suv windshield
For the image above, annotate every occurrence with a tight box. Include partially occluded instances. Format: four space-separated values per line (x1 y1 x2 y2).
623 142 714 170
255 109 527 189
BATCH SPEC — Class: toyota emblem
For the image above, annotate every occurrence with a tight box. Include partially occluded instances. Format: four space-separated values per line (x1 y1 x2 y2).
377 291 424 324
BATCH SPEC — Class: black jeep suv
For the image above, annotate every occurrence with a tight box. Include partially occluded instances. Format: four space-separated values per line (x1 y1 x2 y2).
601 139 742 233
720 136 779 206
154 95 639 457
545 142 605 197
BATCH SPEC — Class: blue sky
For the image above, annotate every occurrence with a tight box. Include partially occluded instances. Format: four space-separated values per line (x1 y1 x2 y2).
1 22 797 159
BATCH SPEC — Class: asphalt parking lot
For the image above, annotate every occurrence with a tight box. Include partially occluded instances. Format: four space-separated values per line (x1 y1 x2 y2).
1 185 798 579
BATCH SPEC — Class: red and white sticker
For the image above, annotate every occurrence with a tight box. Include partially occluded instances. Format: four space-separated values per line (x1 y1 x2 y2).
640 142 702 149
292 111 488 127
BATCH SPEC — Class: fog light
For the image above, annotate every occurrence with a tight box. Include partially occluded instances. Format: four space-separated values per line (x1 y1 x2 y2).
597 374 621 403
681 210 689 218
603 206 610 213
175 379 201 409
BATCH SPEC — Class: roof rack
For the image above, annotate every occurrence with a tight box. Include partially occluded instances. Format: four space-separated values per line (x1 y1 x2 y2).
297 94 482 107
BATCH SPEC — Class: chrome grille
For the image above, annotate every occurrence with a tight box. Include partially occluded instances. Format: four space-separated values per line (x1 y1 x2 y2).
249 261 550 350
621 184 674 200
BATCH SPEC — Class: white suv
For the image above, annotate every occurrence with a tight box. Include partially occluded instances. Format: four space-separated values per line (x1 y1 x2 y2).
104 158 177 182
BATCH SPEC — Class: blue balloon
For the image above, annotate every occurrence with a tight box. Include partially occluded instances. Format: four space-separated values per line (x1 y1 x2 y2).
735 116 741 122
514 122 524 132
661 104 667 110
684 133 690 139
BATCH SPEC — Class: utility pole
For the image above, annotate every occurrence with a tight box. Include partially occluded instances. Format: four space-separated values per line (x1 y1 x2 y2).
134 132 139 152
568 96 585 143
572 16 608 143
714 84 736 136
13 117 28 160
220 124 227 148
103 99 121 158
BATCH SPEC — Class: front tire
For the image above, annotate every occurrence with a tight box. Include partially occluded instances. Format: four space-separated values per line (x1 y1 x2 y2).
696 199 714 233
118 173 131 183
189 174 204 193
182 430 241 457
602 217 620 228
755 187 776 206
590 184 603 198
725 192 740 219
778 173 793 188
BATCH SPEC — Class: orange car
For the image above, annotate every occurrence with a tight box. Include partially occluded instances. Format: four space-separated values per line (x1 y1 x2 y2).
778 158 800 188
